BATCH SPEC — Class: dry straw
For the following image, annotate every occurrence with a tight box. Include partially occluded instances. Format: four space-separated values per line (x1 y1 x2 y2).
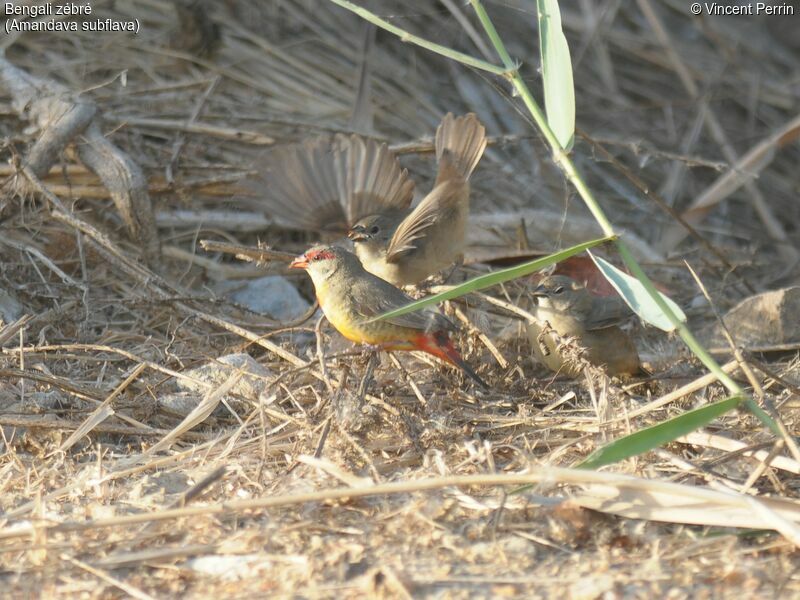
0 0 798 596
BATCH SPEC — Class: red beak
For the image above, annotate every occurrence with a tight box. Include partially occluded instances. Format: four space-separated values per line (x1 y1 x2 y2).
289 255 309 269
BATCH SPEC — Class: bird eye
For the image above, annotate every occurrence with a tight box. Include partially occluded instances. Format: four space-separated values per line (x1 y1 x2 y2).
369 226 380 234
553 286 564 294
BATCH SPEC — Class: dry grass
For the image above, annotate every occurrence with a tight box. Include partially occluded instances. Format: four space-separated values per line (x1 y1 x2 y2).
0 0 799 597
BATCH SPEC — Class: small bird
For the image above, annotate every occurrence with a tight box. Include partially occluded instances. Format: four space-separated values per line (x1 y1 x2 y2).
253 113 486 286
527 275 641 377
289 244 487 388
347 113 486 285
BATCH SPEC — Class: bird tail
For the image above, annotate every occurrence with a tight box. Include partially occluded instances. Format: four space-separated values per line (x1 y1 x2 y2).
418 331 489 390
434 113 487 184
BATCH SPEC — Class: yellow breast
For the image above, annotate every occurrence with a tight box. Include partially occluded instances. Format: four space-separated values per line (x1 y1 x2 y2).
317 286 414 347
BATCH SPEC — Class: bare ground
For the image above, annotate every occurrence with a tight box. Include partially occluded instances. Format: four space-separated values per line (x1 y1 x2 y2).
0 1 799 597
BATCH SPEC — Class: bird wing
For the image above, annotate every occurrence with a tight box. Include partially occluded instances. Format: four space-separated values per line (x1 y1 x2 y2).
584 295 631 330
383 178 464 262
342 135 415 225
246 138 346 232
352 276 454 333
246 135 414 233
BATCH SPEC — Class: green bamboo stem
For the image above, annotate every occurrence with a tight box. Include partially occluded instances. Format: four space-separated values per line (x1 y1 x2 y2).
327 0 510 76
471 0 615 235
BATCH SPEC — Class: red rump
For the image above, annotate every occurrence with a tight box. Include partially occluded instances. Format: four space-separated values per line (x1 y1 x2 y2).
414 330 488 389
413 330 459 366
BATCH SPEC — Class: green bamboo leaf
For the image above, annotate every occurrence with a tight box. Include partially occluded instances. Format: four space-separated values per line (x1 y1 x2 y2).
367 236 615 323
589 252 686 332
537 0 575 150
578 395 743 469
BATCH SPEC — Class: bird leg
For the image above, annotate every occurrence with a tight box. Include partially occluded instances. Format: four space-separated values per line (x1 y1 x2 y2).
359 343 384 357
333 354 379 432
440 254 464 285
355 351 379 407
315 314 334 395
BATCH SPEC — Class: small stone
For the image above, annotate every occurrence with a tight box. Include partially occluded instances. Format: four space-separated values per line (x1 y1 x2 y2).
178 353 271 401
569 573 615 600
157 392 205 417
186 554 281 581
216 276 310 320
702 286 800 348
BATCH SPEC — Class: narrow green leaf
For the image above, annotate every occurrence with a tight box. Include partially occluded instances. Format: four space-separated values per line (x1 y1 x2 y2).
367 236 615 323
536 0 575 150
578 395 743 469
589 252 686 332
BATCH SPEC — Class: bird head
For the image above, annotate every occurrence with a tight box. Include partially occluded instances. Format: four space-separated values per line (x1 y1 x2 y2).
290 245 359 284
348 214 392 245
531 275 587 313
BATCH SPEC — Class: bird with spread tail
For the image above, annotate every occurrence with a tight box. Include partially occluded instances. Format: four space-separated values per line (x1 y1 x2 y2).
289 244 487 388
254 113 486 286
527 275 641 377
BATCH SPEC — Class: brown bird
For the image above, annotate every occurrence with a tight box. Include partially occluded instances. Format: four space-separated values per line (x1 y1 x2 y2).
526 275 641 377
347 113 486 285
252 113 486 286
289 244 487 388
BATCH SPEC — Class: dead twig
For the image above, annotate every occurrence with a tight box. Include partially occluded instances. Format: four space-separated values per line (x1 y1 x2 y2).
0 58 159 262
